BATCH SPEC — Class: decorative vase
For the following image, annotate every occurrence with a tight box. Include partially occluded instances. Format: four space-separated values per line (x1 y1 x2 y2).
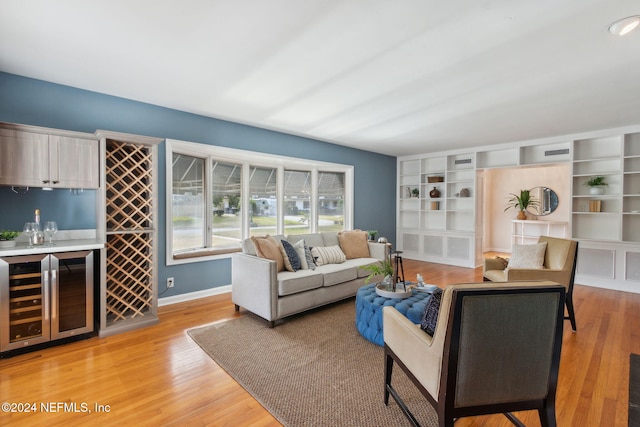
429 186 440 198
589 186 605 195
517 210 527 220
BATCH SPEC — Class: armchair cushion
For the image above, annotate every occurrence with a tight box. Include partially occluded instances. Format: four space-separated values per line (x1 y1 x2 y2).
507 242 547 269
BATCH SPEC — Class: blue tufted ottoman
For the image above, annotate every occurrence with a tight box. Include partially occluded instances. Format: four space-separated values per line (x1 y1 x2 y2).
355 283 432 346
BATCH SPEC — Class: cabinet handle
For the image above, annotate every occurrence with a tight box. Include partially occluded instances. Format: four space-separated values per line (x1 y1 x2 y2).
44 270 50 322
51 269 57 329
42 180 50 184
52 180 59 184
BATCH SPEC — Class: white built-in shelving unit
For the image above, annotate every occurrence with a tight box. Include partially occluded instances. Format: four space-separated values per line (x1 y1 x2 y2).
398 153 478 268
512 220 568 247
397 126 640 294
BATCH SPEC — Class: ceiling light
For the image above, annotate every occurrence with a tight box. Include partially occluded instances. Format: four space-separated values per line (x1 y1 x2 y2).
608 15 640 36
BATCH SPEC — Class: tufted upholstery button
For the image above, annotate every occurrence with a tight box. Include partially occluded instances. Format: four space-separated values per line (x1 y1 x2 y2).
355 283 432 346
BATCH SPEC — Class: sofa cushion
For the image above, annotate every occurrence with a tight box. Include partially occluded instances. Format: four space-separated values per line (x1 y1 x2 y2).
321 232 340 247
287 233 324 248
316 263 358 287
278 269 324 296
251 235 285 272
311 245 347 266
508 242 547 269
338 230 370 259
280 239 302 272
342 258 383 278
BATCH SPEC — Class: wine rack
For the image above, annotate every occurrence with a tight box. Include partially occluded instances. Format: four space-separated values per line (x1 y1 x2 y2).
99 136 159 336
8 262 45 344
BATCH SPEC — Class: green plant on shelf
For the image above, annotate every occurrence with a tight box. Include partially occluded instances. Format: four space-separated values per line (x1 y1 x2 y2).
584 176 608 187
0 230 20 241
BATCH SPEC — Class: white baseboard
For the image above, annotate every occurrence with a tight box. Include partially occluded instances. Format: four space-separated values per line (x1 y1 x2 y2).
158 285 231 306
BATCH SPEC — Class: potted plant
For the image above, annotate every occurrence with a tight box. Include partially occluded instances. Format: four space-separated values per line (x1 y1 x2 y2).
584 176 608 195
411 188 420 198
361 258 394 285
505 189 539 220
367 230 378 241
0 230 20 248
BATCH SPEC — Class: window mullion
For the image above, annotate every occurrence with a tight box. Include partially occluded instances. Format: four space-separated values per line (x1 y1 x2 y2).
310 169 318 233
205 155 213 248
277 167 285 235
241 163 251 240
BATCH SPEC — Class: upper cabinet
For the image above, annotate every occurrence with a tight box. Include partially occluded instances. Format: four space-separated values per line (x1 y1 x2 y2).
0 125 99 189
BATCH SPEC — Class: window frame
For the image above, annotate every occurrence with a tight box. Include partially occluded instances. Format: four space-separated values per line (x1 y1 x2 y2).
166 139 354 265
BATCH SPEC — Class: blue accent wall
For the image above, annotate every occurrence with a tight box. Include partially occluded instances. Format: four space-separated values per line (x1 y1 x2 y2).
0 72 396 297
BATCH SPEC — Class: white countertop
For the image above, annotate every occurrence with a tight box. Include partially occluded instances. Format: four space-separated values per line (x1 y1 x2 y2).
0 239 104 256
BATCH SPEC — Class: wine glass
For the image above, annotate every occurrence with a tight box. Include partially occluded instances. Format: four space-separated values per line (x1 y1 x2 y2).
44 221 58 246
23 222 36 247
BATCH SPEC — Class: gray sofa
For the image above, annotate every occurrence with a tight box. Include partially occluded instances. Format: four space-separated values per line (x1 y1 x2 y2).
232 232 388 327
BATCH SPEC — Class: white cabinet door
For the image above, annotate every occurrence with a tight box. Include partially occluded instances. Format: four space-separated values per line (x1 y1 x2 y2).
0 128 99 189
49 135 100 188
0 128 50 187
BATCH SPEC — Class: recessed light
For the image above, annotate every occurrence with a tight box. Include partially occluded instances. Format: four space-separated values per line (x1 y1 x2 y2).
608 15 640 36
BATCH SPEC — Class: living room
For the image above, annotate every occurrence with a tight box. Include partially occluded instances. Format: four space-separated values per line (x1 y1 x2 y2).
1 1 640 426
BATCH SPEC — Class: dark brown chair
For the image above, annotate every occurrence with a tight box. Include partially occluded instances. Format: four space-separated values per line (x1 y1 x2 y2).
383 281 566 427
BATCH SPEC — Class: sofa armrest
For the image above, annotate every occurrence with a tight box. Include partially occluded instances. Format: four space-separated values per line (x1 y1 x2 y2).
232 253 278 322
483 256 509 272
384 306 442 401
368 242 389 261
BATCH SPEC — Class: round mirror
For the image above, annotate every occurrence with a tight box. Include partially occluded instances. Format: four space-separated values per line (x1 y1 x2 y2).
527 186 559 216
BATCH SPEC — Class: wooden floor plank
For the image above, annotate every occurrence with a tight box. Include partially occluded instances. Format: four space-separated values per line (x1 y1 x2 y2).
1 259 638 426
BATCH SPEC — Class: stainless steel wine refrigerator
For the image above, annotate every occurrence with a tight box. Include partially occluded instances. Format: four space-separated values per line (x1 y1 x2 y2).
0 250 94 354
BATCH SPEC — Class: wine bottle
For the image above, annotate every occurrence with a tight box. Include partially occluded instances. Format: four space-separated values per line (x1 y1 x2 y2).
33 208 44 245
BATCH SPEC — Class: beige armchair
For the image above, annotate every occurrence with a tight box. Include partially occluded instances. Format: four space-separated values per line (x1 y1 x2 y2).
483 236 578 331
383 281 566 427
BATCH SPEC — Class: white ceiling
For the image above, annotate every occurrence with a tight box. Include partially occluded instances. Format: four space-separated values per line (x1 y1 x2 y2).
1 0 639 157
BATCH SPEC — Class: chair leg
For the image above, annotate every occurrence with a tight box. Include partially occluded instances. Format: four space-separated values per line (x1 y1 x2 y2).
384 352 393 405
565 297 577 332
538 401 557 427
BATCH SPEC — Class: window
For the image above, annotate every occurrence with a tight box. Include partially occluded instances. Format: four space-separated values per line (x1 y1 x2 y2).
166 139 354 265
284 170 311 236
172 153 205 252
249 166 278 236
212 160 242 248
318 171 345 233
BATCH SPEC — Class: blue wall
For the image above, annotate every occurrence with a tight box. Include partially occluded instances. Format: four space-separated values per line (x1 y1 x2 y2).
0 72 397 297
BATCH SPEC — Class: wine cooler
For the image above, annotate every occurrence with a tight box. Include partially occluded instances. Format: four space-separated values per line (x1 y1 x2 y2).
0 251 94 353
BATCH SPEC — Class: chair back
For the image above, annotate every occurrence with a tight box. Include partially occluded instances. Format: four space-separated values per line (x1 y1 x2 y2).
441 285 565 413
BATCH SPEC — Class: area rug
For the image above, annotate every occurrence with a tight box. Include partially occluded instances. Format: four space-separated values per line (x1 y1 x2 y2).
187 299 438 427
631 353 640 427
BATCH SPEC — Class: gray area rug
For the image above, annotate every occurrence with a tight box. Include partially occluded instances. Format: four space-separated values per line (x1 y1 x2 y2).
188 299 438 427
631 353 640 427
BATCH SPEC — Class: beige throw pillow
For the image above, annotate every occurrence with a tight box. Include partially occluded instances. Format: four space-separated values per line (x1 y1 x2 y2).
507 242 547 269
337 230 370 259
251 235 285 272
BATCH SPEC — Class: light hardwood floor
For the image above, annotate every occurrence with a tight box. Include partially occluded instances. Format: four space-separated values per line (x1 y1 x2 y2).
1 259 638 426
